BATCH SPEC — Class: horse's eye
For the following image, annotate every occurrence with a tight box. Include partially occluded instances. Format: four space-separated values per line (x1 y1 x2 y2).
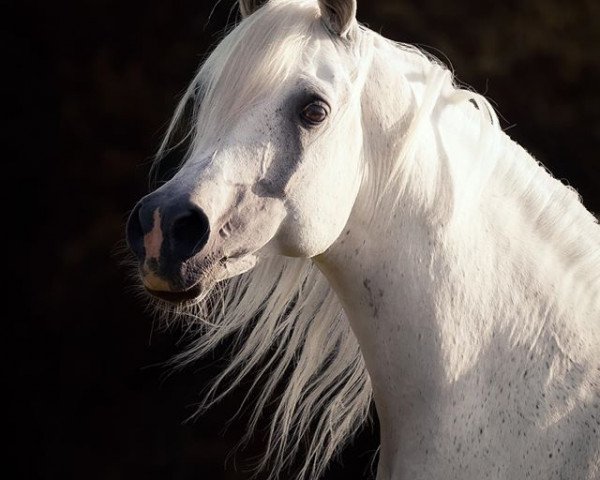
301 102 328 125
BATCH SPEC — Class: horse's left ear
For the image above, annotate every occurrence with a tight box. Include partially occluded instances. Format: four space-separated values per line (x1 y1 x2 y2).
317 0 357 37
239 0 268 18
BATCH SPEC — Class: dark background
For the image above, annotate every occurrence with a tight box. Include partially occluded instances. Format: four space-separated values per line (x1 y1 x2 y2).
9 0 599 479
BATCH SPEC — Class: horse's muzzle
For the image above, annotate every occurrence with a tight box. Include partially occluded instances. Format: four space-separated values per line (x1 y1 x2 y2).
126 188 212 300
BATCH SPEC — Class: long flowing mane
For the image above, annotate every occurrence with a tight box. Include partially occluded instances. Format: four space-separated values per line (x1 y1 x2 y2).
151 1 600 479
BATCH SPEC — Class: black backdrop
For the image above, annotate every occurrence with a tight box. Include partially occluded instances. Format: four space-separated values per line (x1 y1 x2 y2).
9 0 599 479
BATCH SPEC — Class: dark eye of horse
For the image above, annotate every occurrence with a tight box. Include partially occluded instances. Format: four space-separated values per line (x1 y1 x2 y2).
301 102 328 125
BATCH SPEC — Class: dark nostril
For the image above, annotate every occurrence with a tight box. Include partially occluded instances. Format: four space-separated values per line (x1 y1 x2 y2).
170 207 210 260
126 203 145 260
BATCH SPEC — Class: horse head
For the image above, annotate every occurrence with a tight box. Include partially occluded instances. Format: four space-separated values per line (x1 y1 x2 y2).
126 0 363 303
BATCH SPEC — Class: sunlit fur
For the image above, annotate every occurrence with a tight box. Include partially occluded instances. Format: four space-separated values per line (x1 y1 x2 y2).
149 1 600 479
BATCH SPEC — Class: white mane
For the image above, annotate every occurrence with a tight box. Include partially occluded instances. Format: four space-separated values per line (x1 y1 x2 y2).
152 1 600 479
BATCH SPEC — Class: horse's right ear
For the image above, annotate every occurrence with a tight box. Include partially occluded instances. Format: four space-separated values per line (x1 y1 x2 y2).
239 0 269 18
318 0 357 37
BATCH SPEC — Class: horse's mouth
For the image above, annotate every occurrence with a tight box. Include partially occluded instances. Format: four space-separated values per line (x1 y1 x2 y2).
142 253 258 305
145 282 203 303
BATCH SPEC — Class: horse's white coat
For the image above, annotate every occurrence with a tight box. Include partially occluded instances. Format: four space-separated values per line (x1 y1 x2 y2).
144 0 600 478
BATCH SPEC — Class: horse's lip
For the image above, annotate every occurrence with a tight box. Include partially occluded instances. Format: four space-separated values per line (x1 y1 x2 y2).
143 253 256 304
145 282 202 303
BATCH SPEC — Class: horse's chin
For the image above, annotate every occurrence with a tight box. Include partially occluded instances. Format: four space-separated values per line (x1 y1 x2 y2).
144 253 258 305
146 283 204 304
215 253 258 281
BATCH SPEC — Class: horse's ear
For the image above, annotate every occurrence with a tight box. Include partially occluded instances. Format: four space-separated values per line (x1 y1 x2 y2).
239 0 268 18
317 0 357 37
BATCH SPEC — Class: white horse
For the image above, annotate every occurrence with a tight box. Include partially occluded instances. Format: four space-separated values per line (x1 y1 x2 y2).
125 0 600 478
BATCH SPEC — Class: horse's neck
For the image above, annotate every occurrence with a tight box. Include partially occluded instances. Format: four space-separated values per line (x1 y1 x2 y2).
315 43 600 477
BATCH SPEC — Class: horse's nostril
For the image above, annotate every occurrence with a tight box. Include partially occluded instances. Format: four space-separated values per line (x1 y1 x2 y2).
126 203 145 260
170 208 210 260
126 196 210 264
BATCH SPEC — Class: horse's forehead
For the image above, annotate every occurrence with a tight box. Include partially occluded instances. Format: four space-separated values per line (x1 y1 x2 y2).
299 39 354 89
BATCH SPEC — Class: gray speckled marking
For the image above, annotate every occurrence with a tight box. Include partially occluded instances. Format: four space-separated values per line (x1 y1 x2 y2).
253 87 325 198
363 277 379 318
